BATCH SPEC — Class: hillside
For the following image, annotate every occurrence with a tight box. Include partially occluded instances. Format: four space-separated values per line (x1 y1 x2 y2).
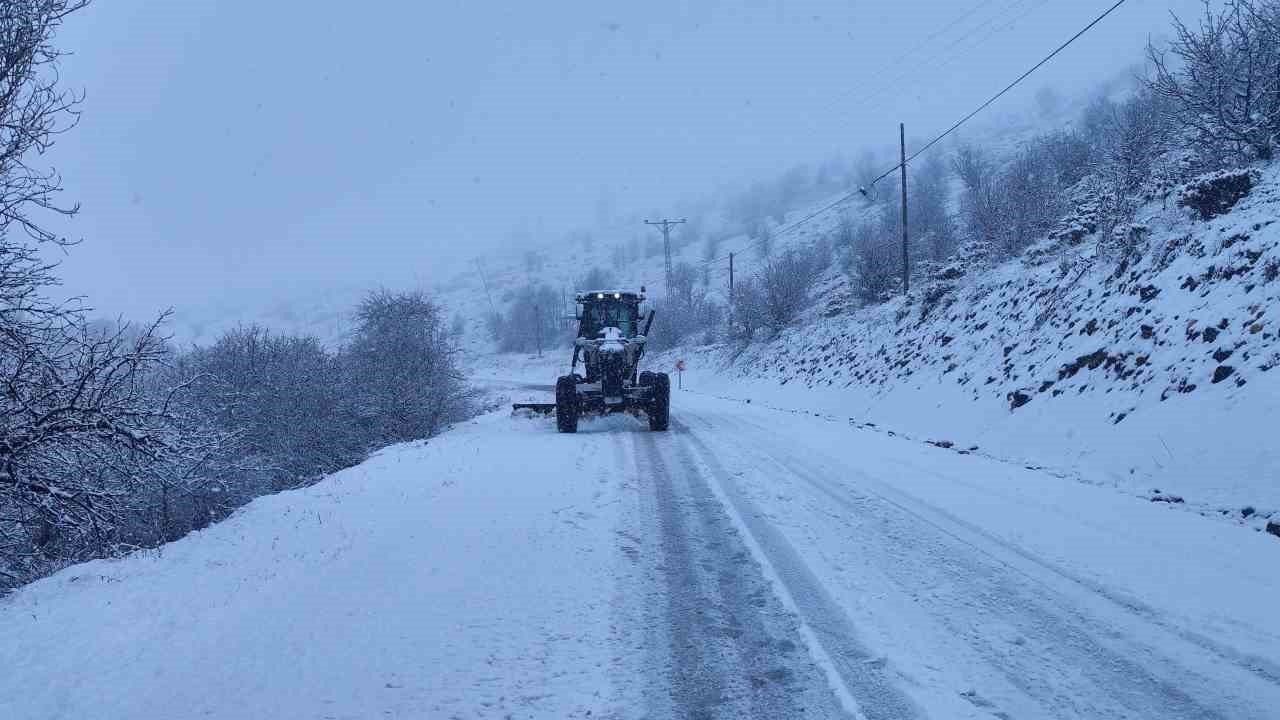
655 164 1280 534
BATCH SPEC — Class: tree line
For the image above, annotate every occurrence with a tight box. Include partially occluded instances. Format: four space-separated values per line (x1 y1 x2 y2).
0 3 471 592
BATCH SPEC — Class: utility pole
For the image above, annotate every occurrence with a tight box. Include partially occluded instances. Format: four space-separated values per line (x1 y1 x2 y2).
728 252 735 294
645 218 686 293
900 122 909 296
475 258 497 317
534 303 542 358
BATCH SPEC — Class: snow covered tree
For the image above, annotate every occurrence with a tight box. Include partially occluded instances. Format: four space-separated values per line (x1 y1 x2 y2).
0 1 253 590
910 152 958 264
727 277 766 344
758 244 825 330
347 290 472 447
1038 129 1094 189
0 0 89 244
1147 0 1280 162
845 208 900 305
647 262 723 349
179 326 358 491
998 142 1063 256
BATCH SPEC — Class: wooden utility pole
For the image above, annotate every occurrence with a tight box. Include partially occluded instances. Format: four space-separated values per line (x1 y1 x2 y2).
645 218 687 293
475 258 497 317
900 122 909 296
534 303 542 357
729 252 735 294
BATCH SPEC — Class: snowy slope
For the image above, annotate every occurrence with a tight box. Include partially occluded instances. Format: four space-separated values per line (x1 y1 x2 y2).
657 164 1280 534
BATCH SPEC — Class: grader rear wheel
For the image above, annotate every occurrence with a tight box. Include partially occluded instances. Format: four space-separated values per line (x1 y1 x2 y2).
555 375 579 433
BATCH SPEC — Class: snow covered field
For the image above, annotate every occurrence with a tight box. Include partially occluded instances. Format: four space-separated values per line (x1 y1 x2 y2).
5 374 1277 719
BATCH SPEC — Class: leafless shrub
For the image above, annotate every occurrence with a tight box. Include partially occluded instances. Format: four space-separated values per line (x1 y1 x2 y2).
844 207 900 305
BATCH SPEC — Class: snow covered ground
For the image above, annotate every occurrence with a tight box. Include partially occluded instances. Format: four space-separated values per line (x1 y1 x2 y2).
2 410 630 719
5 370 1278 718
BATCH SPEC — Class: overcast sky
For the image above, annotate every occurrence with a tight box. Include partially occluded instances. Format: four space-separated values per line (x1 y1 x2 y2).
44 0 1205 321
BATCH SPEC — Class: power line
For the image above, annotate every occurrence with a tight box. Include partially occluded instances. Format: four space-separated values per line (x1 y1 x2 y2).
830 0 1053 130
704 189 859 270
703 2 1050 268
812 0 1009 117
702 0 1130 282
819 0 1041 123
862 0 1130 191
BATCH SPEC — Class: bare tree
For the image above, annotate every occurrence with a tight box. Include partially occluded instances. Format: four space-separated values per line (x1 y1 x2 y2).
0 1 89 245
1 314 244 586
1039 129 1094 189
999 143 1063 255
951 144 1003 259
728 278 766 344
758 244 825 330
647 262 724 350
909 152 957 264
1147 0 1280 162
845 209 899 305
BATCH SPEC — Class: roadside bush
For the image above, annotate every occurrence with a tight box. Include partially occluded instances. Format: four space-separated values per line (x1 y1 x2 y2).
347 290 473 447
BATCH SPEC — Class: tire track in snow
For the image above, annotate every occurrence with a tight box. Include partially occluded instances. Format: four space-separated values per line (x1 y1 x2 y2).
685 393 1280 688
682 409 1255 719
670 419 922 720
633 427 849 719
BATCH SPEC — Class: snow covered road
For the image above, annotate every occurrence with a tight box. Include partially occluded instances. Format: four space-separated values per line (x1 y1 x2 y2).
4 386 1278 719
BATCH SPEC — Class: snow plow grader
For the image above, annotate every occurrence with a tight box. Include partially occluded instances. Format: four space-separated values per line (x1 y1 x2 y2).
512 290 670 433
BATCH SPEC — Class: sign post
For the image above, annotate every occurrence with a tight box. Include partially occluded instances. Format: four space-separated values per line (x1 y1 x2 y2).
675 359 685 389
